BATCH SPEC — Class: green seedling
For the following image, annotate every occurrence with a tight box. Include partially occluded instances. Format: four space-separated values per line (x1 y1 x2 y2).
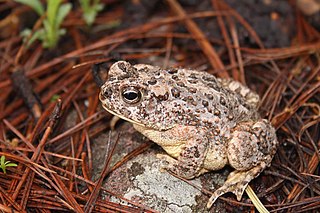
50 94 60 102
0 156 17 174
15 0 44 15
79 0 104 26
15 0 72 49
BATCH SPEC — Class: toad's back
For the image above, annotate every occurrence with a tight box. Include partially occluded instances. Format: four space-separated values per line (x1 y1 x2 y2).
100 61 260 133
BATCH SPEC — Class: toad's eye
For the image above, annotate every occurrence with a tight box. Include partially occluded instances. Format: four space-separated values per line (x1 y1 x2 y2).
121 87 142 104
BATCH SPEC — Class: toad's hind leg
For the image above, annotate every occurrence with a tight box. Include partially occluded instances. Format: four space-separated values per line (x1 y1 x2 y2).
207 119 278 208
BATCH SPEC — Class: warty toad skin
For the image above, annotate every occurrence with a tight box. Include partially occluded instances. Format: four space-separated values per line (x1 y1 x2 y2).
99 61 278 208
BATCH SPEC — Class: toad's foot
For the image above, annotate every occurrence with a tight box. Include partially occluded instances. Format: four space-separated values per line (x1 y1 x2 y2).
206 164 264 209
156 153 177 173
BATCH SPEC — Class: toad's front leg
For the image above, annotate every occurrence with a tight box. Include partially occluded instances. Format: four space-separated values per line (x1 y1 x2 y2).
158 127 211 179
134 125 210 179
157 133 210 179
207 119 278 208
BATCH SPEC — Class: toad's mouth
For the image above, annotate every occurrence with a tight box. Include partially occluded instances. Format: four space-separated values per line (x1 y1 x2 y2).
99 93 175 131
100 102 176 131
100 100 151 129
101 104 146 127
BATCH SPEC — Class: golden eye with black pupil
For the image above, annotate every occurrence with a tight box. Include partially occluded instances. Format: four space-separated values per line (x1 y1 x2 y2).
121 87 142 104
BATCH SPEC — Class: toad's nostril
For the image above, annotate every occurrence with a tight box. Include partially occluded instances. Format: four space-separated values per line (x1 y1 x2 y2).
100 88 112 101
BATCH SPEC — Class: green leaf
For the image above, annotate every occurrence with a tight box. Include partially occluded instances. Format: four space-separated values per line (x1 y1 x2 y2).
50 94 60 102
28 29 45 47
79 0 89 10
5 163 18 167
79 0 104 26
0 156 5 165
0 156 18 174
14 0 44 16
83 9 96 26
47 0 62 26
20 28 32 38
43 19 50 34
58 28 67 36
95 3 104 12
56 3 72 28
16 0 71 49
42 19 54 48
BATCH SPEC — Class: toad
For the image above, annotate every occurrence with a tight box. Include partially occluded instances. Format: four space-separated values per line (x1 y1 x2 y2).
99 61 278 208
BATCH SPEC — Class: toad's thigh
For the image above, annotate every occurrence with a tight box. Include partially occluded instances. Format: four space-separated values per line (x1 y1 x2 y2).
203 142 228 171
227 120 278 171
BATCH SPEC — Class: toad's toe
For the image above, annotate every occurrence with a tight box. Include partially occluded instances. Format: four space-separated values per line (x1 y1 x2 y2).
207 165 265 209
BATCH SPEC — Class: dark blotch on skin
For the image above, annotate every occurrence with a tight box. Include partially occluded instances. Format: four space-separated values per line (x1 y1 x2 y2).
167 68 178 74
220 97 226 105
139 67 149 73
206 94 214 100
207 83 220 92
118 74 130 80
101 88 113 100
189 88 197 93
187 96 194 101
157 92 169 101
188 79 198 84
148 79 157 85
177 82 185 87
171 88 180 98
189 73 197 79
202 100 209 107
194 148 200 158
108 77 117 81
118 62 127 71
172 75 179 81
202 75 217 82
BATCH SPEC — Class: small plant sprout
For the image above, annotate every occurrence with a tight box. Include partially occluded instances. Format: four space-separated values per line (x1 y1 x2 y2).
15 0 44 15
79 0 104 26
14 0 72 49
0 156 17 174
50 94 61 102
